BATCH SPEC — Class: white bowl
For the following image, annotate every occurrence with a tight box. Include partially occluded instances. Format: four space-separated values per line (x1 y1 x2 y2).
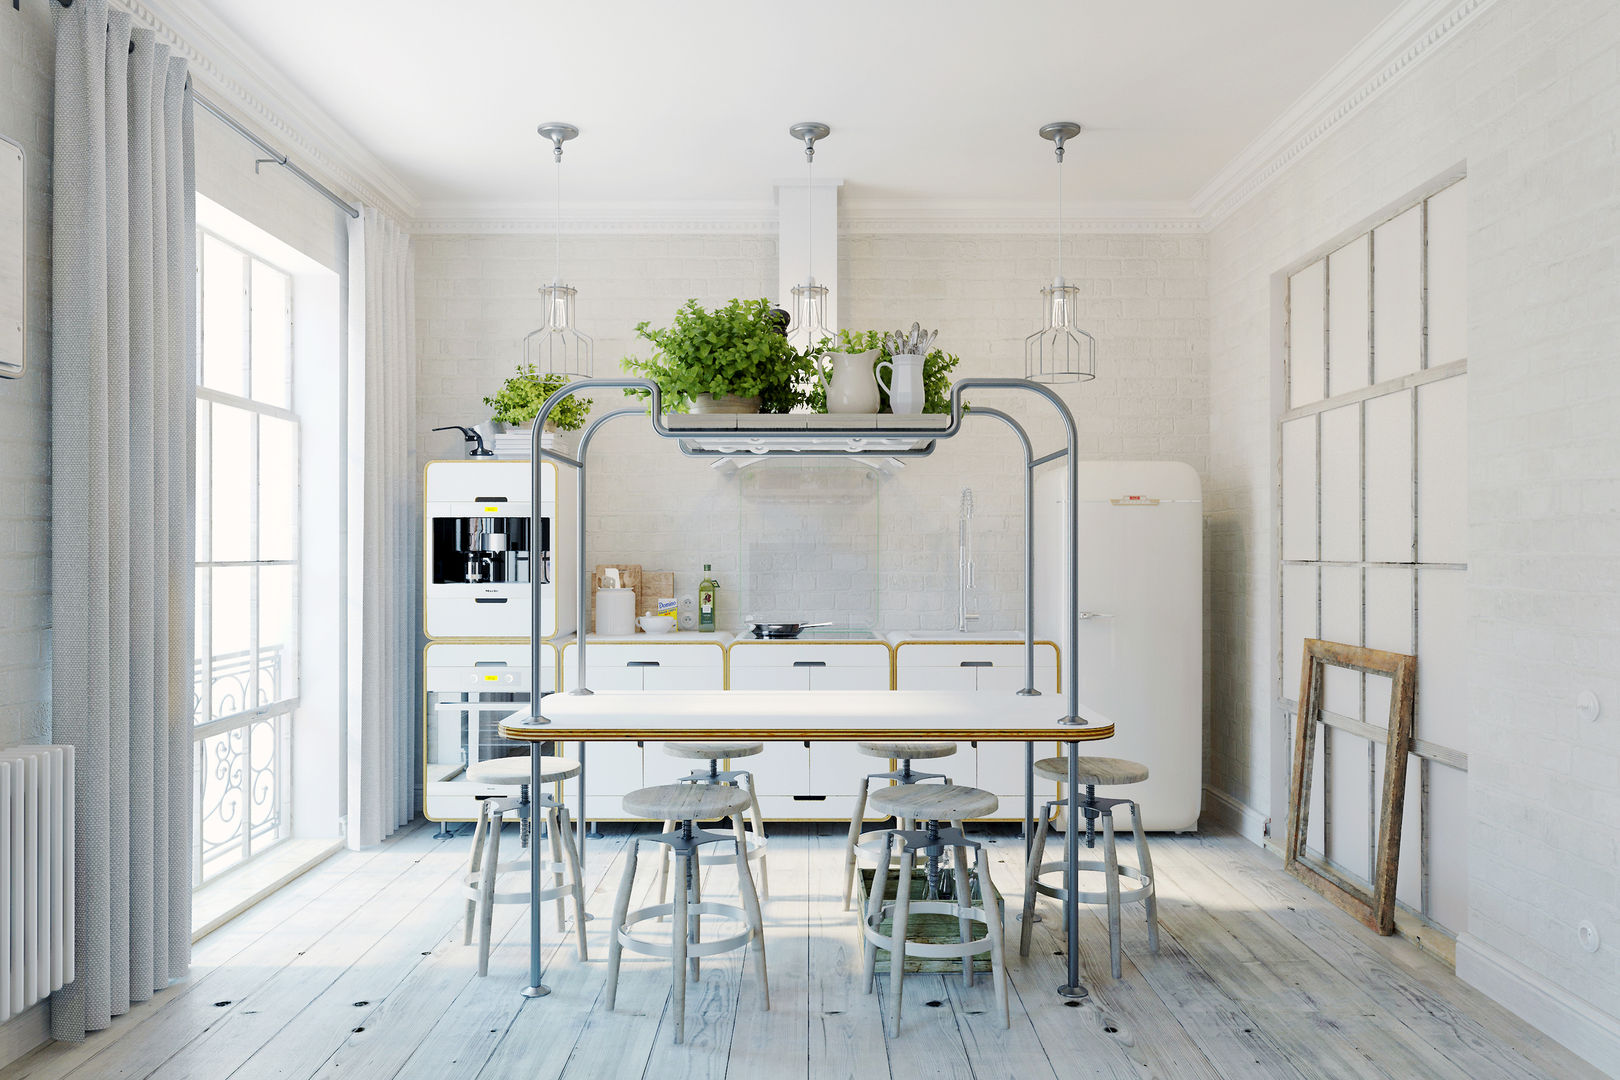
638 615 676 634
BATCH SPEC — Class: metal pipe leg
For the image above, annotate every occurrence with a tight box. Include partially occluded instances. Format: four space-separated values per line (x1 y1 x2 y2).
889 845 916 1035
1103 811 1122 979
843 775 871 910
951 844 974 989
523 749 548 997
605 839 638 1011
672 850 689 1045
1060 743 1085 997
1025 742 1035 851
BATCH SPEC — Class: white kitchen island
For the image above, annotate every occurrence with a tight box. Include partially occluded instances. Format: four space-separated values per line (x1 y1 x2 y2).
500 689 1115 1001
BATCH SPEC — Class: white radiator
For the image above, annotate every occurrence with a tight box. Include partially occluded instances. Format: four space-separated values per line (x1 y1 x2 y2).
0 746 73 1022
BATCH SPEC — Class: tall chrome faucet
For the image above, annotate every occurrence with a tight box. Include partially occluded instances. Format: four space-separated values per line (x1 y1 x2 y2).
958 487 978 631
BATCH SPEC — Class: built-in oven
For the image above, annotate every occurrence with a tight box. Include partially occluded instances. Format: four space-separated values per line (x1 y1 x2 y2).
422 641 557 822
423 459 575 639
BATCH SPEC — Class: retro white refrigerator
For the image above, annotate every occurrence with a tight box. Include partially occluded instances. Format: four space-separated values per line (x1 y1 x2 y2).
1034 460 1202 831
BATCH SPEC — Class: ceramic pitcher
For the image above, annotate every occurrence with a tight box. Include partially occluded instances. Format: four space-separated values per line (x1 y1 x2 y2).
876 353 926 414
818 349 881 413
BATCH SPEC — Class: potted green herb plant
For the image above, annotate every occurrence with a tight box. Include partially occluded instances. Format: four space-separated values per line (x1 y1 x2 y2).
805 328 963 414
483 362 592 432
621 297 813 413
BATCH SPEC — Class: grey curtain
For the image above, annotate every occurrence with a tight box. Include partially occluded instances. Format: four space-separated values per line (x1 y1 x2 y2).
346 208 418 848
50 0 195 1040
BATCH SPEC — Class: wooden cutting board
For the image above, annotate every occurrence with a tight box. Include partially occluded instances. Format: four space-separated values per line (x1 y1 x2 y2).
588 566 675 630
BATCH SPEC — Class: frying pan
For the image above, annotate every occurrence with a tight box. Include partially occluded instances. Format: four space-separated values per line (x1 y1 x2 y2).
747 621 833 639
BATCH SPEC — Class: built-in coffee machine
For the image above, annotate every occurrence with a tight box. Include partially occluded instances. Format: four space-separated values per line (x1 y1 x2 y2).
423 459 576 640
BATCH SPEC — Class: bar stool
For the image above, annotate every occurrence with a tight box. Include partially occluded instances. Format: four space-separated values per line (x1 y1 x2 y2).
859 783 1007 1034
607 783 769 1045
1019 756 1158 979
656 742 769 906
842 741 956 910
462 754 588 975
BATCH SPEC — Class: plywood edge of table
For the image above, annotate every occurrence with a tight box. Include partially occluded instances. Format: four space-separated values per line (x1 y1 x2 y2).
497 689 1116 742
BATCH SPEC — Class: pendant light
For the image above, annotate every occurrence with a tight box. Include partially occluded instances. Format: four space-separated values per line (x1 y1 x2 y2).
786 121 831 355
1024 122 1096 383
523 122 593 379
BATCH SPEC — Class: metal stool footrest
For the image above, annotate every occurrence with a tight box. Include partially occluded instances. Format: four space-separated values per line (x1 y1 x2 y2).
617 901 755 960
1030 859 1152 906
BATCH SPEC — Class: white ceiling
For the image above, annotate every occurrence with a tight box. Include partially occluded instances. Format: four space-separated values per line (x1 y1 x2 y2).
198 0 1404 212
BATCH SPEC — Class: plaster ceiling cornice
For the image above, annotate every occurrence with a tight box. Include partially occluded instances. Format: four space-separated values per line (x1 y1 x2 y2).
117 0 420 222
1190 0 1499 225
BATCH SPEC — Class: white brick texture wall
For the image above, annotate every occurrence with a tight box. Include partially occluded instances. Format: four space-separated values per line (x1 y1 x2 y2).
1206 0 1620 1029
414 231 1208 633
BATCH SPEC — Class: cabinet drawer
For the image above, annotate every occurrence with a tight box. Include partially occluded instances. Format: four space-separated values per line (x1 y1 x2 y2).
727 641 892 670
894 641 1059 676
563 641 726 669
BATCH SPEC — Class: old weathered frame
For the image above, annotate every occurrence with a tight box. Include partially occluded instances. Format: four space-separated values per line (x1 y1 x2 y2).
1284 638 1417 935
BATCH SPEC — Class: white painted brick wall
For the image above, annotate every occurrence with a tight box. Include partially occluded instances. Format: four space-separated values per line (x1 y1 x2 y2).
0 3 56 751
414 230 1208 633
1206 0 1620 1026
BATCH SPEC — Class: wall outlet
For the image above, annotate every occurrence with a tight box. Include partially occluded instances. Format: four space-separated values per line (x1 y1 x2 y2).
677 595 697 631
1578 920 1601 954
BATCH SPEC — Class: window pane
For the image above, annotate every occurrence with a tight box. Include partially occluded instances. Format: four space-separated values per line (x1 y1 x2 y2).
258 564 297 706
201 235 246 396
259 417 298 562
1288 259 1325 408
211 404 255 562
251 261 291 407
210 565 253 718
195 405 211 562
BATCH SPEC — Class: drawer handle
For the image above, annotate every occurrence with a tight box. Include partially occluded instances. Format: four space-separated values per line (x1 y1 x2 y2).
625 661 661 668
792 660 827 668
792 794 828 801
474 597 508 604
959 660 993 668
474 495 507 503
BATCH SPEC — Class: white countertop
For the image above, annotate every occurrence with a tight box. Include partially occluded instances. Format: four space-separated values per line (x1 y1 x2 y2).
884 631 1054 645
501 689 1113 742
555 631 736 645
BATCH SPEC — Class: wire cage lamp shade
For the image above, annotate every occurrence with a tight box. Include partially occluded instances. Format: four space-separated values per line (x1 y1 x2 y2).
1024 121 1096 383
525 122 593 379
524 283 593 379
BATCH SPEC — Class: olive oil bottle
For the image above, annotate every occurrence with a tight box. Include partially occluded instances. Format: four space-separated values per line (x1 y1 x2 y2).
698 565 718 632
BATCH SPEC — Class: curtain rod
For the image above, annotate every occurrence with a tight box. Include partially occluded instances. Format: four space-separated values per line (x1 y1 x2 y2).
189 87 361 220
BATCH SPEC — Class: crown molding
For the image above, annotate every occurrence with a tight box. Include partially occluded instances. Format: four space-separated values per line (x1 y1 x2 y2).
117 0 420 222
1191 0 1498 225
411 199 1204 237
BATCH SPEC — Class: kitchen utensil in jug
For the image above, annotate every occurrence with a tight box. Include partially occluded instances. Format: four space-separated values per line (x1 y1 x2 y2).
876 353 927 415
815 348 881 414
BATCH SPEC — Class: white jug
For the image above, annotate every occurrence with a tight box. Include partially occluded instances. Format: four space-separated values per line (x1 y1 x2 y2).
817 349 881 414
876 353 927 415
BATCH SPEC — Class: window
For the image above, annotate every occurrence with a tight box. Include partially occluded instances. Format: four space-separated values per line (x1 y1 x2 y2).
193 230 299 885
1277 176 1468 935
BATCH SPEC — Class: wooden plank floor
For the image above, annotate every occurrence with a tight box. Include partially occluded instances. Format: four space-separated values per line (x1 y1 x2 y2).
3 821 1602 1080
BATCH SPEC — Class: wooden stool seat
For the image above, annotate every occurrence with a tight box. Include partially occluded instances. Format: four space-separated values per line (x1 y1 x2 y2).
662 741 765 760
1032 755 1149 787
465 754 580 786
869 783 999 823
622 783 752 827
857 741 956 761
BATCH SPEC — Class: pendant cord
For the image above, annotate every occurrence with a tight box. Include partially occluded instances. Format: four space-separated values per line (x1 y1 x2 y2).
554 155 562 287
1056 151 1064 283
806 149 815 287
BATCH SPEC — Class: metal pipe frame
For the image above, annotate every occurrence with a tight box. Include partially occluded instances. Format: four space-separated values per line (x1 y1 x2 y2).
525 375 1092 998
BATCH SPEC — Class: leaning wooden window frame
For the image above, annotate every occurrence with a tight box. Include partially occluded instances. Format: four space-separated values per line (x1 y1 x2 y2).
1283 638 1417 935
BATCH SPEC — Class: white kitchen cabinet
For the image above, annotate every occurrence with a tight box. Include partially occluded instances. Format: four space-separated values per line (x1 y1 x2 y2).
558 638 726 819
725 640 892 819
893 641 1060 817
